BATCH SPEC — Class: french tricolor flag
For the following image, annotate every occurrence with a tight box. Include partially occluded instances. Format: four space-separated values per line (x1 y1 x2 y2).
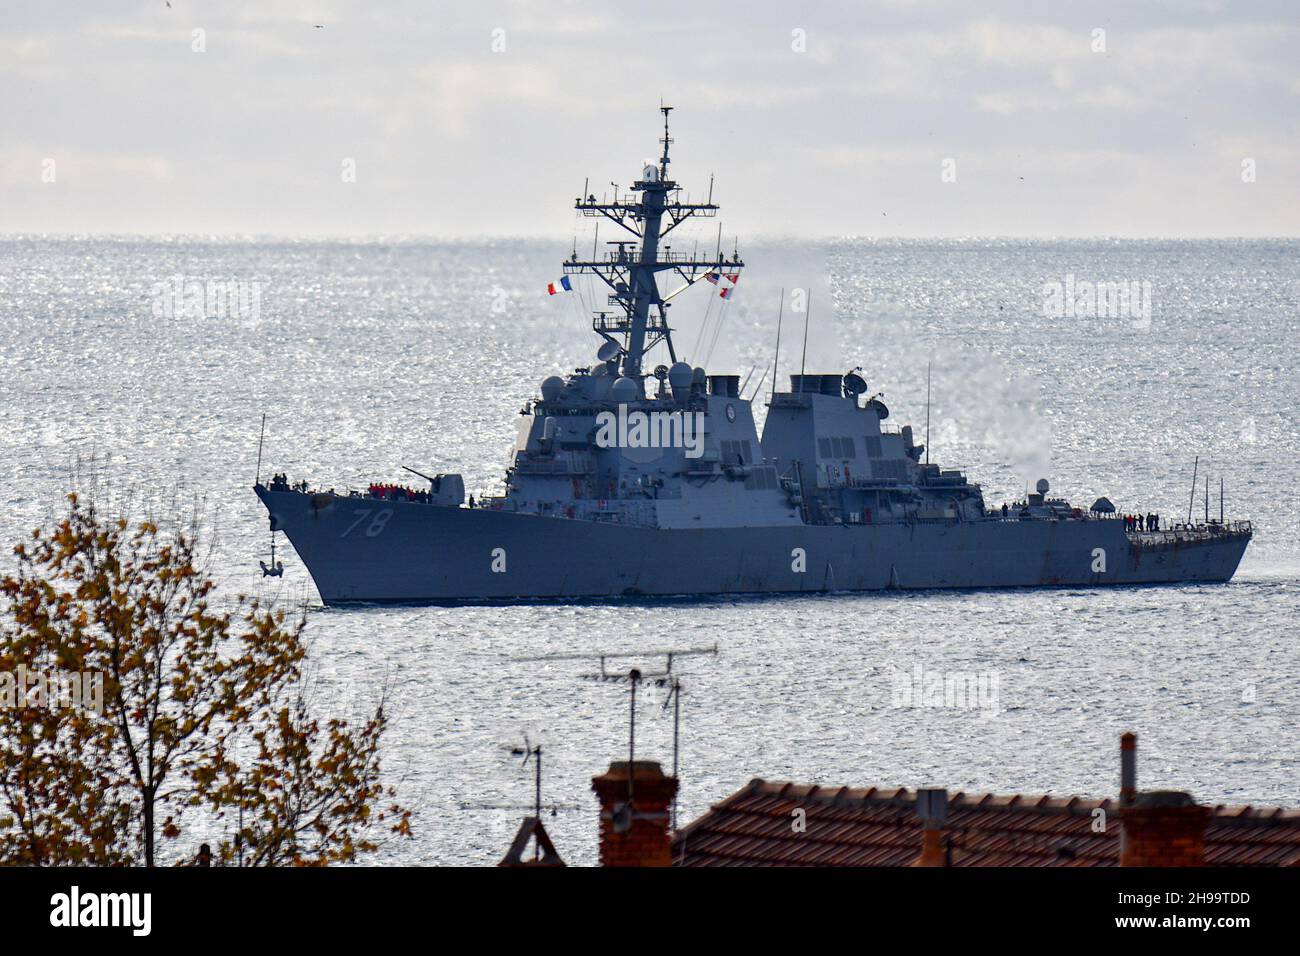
547 276 573 295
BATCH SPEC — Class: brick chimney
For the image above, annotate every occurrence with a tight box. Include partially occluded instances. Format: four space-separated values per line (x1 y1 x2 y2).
1120 731 1137 806
591 760 678 867
1120 790 1211 866
911 788 949 867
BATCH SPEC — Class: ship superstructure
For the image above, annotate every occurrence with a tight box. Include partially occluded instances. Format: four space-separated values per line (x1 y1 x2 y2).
256 110 1251 604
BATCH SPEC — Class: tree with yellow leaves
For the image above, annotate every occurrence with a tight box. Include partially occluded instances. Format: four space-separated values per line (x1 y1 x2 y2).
0 492 410 866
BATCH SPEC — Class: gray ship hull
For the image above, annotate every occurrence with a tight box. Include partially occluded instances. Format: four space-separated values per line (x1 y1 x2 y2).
257 487 1250 605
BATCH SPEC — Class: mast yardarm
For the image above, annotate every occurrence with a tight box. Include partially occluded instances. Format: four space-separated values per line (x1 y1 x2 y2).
566 107 744 382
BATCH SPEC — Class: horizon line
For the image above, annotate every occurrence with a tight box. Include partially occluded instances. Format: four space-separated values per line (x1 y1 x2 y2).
2 232 1298 243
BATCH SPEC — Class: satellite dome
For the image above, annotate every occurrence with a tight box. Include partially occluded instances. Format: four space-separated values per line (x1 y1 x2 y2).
540 376 564 402
610 376 640 403
1036 478 1050 495
668 361 693 402
597 340 620 362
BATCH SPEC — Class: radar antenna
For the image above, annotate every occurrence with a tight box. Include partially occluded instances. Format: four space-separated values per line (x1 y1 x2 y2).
567 109 743 379
659 102 673 174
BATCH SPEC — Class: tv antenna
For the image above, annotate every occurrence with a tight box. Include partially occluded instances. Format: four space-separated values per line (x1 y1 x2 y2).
473 734 576 866
662 675 686 830
462 735 583 817
511 736 543 824
512 644 718 828
459 736 580 817
513 643 717 680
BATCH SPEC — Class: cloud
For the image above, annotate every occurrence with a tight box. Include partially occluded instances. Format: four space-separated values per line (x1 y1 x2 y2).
1 1 1296 235
0 146 172 186
0 35 50 59
408 62 561 137
842 19 1300 114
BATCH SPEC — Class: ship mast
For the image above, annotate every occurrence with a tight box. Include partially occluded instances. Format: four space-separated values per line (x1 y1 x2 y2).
565 107 744 383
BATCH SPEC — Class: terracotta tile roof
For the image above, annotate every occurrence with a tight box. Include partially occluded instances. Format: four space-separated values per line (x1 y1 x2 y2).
672 779 1300 867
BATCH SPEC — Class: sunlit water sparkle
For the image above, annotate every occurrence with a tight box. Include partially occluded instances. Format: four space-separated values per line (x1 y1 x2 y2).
0 237 1296 865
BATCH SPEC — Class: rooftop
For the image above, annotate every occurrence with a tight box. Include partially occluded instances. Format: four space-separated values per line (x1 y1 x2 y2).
672 780 1300 867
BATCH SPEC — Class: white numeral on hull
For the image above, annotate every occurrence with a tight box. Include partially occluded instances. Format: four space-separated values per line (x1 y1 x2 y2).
341 508 393 538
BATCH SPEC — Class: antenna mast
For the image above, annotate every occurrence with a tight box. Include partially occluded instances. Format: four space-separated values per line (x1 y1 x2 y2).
510 743 543 813
505 738 546 861
663 677 691 829
566 108 739 380
925 363 931 466
798 291 812 390
770 288 784 402
618 669 636 770
255 413 267 486
512 644 717 825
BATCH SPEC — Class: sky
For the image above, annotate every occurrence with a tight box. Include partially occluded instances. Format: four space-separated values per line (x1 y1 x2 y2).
1 0 1297 237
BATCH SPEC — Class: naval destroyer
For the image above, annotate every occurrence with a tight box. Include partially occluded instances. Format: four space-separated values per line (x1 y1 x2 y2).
256 109 1252 604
